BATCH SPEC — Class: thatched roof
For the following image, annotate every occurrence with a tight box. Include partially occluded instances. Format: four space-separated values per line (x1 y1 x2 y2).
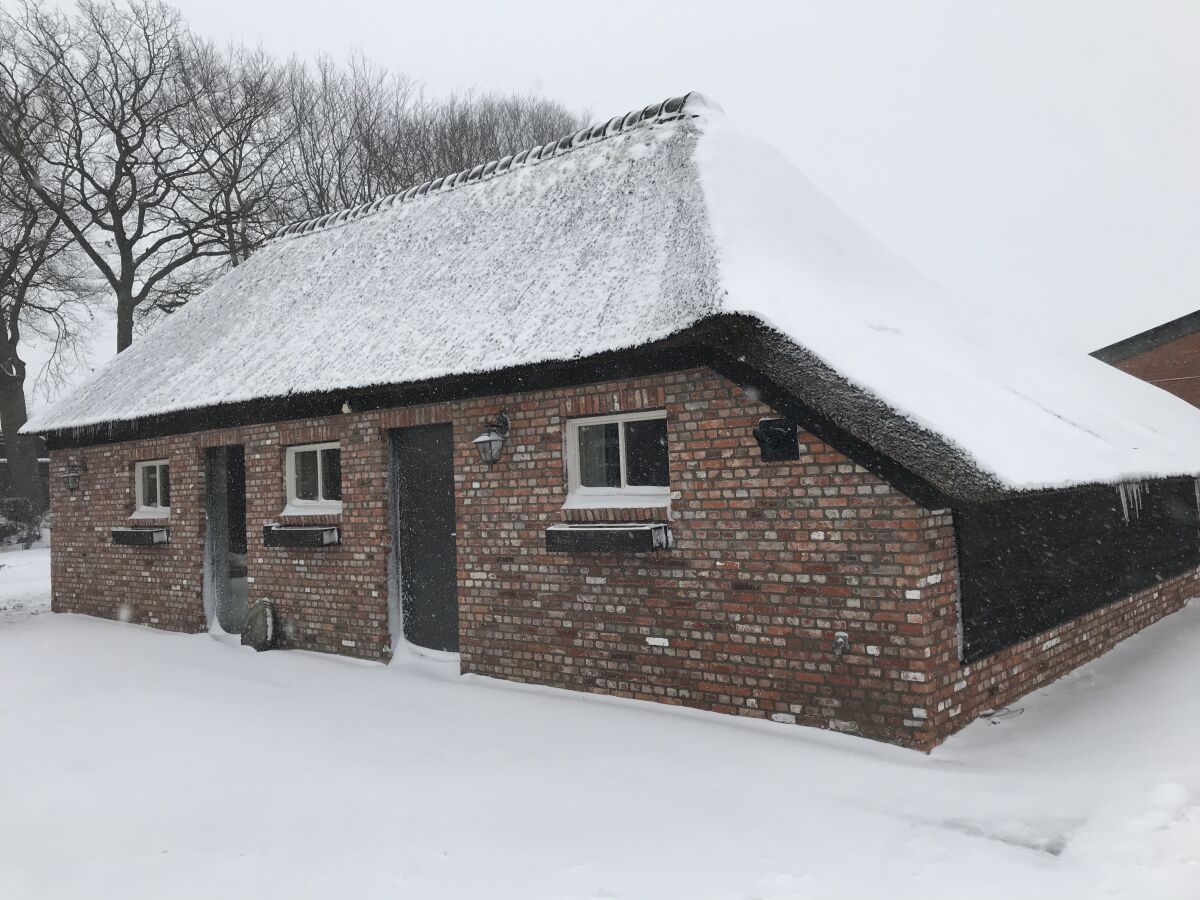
27 93 1200 501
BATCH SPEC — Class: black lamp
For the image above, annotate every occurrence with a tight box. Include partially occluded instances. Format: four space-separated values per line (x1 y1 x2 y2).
62 460 85 491
472 413 510 465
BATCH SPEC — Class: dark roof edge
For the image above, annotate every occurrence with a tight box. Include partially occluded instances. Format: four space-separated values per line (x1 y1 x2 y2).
39 314 961 505
704 317 998 504
1092 309 1200 363
39 313 1182 506
268 93 702 244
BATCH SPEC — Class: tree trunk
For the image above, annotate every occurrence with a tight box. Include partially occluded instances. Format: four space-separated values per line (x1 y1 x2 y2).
116 289 135 352
0 364 42 518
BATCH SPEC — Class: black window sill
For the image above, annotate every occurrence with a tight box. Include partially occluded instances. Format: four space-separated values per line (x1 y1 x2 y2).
112 527 169 546
263 523 340 548
545 523 672 553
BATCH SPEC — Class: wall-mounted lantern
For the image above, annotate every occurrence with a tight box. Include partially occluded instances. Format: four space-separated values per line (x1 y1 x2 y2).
472 413 510 465
62 460 86 492
832 631 850 660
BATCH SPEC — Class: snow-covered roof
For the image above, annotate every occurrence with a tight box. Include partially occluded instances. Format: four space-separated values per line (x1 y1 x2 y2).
26 93 1200 500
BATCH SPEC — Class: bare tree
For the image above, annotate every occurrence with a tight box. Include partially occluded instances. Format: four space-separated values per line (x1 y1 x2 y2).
0 0 230 352
280 53 415 220
280 58 586 222
0 135 89 518
1 1 585 357
399 90 584 185
185 42 294 267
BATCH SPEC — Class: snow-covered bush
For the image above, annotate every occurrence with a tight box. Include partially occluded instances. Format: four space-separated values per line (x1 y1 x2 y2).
0 498 41 549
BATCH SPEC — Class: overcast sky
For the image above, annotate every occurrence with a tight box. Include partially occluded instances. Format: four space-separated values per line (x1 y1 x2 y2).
154 0 1199 354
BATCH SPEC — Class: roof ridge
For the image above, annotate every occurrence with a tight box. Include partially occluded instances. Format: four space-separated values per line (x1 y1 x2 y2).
269 92 705 243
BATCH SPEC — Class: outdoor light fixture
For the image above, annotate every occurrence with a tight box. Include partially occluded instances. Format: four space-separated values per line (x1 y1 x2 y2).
472 413 510 465
833 631 850 660
62 460 86 492
753 418 800 462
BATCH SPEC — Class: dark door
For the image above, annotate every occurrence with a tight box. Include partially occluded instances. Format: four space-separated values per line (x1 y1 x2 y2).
204 445 248 633
391 424 459 651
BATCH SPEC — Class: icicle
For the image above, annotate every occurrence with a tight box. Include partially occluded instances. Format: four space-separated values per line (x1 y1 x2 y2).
1116 480 1146 524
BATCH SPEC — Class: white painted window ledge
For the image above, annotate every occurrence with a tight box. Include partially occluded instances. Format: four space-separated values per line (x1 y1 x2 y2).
280 501 344 517
560 493 670 511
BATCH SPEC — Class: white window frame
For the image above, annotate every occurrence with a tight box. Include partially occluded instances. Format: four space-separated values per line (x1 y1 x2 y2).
564 409 670 509
284 441 343 515
133 459 170 517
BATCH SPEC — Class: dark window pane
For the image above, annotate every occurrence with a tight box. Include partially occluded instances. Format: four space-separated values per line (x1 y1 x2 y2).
624 418 669 487
577 422 620 488
159 465 170 507
142 465 158 507
294 450 318 500
321 447 342 501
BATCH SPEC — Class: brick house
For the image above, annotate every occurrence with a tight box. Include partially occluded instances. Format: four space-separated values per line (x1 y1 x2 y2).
24 94 1200 750
1093 309 1200 408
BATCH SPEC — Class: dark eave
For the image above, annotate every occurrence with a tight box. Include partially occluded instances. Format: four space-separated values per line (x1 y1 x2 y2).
1092 309 1200 364
46 313 1168 508
707 317 1002 505
41 315 961 509
45 314 1156 507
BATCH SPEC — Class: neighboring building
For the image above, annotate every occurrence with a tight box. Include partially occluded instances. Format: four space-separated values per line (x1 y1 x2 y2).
1092 310 1200 407
24 94 1200 751
0 435 50 510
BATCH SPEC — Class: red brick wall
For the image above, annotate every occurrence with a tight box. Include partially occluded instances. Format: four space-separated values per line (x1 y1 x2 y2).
1111 330 1200 408
51 434 207 633
51 367 958 746
47 365 1199 749
450 371 955 748
50 418 397 657
925 564 1199 745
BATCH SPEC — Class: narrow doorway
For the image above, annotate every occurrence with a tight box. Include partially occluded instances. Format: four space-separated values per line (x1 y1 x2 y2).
390 424 459 652
204 445 248 633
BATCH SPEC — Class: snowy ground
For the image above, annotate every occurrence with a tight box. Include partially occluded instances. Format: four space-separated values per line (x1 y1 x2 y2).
0 543 51 624
1 548 1198 899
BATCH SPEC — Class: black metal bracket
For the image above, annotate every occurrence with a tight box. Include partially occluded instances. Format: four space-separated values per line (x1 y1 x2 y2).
545 523 672 553
112 526 169 546
263 524 340 548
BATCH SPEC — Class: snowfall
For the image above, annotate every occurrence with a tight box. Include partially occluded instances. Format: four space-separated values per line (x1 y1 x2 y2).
1 545 1198 899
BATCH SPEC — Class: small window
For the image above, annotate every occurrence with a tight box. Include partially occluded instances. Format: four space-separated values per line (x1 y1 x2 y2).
285 442 343 513
566 410 669 507
134 459 170 515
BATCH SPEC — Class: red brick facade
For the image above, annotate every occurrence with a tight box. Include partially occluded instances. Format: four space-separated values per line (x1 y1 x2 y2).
926 566 1199 738
1108 330 1200 408
48 366 1198 749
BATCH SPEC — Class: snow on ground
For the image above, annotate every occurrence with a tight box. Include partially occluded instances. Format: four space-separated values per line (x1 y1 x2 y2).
1 551 1198 899
0 543 50 624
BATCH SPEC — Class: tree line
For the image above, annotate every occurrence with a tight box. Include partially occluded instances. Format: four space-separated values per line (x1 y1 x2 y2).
0 0 582 518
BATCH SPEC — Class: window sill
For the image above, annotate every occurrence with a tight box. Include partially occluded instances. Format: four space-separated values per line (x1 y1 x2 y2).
112 526 169 545
263 523 340 548
546 523 672 553
561 493 670 511
280 501 343 518
129 508 170 521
